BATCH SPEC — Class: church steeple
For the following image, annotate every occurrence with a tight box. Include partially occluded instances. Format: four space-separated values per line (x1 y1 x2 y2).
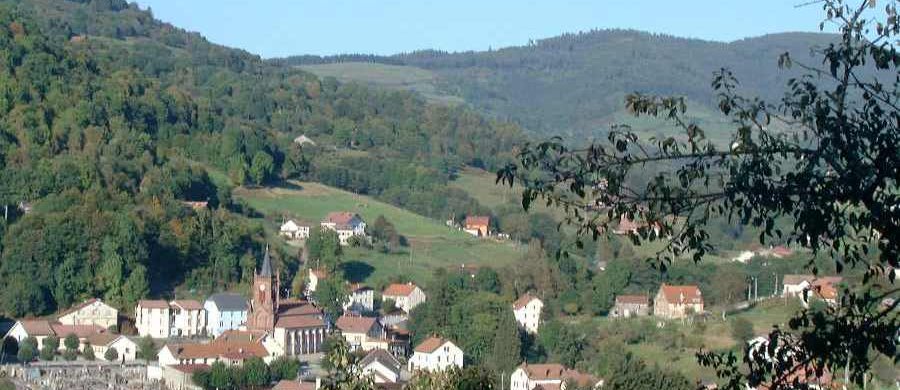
259 243 273 277
248 243 278 332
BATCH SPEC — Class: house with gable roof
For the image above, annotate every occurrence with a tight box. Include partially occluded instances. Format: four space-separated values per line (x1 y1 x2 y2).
204 293 248 337
280 219 312 240
170 300 206 337
463 216 491 237
510 363 603 390
653 284 704 319
335 315 384 351
408 336 463 372
611 294 650 318
321 212 367 245
4 319 108 351
57 298 118 329
382 282 426 313
360 349 402 384
512 294 544 333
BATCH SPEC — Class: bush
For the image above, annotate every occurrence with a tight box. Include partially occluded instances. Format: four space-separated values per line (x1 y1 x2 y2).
39 345 55 361
137 336 157 361
43 335 59 351
83 344 95 361
16 341 36 363
104 347 118 361
62 349 77 361
63 334 79 351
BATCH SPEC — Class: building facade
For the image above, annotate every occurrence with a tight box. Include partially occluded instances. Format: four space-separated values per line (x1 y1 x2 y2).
408 337 463 372
653 284 704 319
204 293 248 337
611 295 650 318
512 294 544 333
136 300 172 338
321 212 367 245
382 283 427 313
57 298 118 329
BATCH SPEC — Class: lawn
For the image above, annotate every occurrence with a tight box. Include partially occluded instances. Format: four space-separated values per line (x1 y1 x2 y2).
233 181 526 288
299 62 465 105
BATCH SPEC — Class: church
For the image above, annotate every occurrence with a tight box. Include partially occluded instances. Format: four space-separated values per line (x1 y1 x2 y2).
247 246 329 356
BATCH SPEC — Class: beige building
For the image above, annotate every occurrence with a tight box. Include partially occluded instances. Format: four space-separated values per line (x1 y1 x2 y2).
360 349 402 384
335 316 383 351
512 294 544 334
57 298 118 329
4 320 108 351
611 294 650 318
85 333 139 361
136 300 172 338
653 284 704 319
510 363 603 390
321 212 367 245
408 336 463 372
382 283 427 313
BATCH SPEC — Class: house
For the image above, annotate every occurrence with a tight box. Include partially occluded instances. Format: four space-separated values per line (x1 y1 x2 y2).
307 268 328 294
57 298 118 329
321 212 367 245
653 284 704 319
280 219 311 240
246 248 328 357
382 283 426 313
204 293 248 337
512 294 544 333
272 380 319 390
510 363 603 390
360 349 402 384
408 336 463 372
136 300 172 338
782 275 843 305
4 320 107 351
170 300 206 337
157 333 270 366
344 284 375 313
161 364 208 390
611 295 650 318
335 316 383 351
85 334 139 361
463 216 491 237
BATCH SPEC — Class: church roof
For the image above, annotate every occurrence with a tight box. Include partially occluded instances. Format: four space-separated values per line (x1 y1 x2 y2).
259 245 273 278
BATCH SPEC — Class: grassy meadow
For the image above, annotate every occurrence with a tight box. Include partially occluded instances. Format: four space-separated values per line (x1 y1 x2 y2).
299 62 465 105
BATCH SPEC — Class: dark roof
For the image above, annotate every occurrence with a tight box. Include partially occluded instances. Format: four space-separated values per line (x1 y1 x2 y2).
259 245 273 278
359 348 401 370
206 293 248 312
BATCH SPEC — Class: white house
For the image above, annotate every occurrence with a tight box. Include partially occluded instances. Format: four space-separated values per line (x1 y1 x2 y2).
5 320 56 350
344 284 374 313
321 212 367 246
86 334 139 361
510 363 603 390
408 336 463 372
280 220 311 240
782 275 815 297
57 298 118 329
136 300 172 338
512 294 544 334
360 349 402 384
382 283 427 313
335 316 383 351
307 268 327 294
169 300 206 337
204 293 248 337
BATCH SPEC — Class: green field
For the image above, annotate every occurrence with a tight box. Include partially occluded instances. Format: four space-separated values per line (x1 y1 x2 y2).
299 62 465 105
233 181 525 288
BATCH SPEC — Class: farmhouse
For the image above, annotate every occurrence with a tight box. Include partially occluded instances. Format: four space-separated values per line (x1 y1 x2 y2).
510 363 603 390
463 216 491 237
611 294 650 318
408 336 463 372
57 298 118 329
4 320 108 351
321 212 367 245
204 293 248 337
360 349 403 384
382 283 427 313
783 275 843 305
280 219 311 240
335 315 383 351
512 294 544 333
653 284 704 319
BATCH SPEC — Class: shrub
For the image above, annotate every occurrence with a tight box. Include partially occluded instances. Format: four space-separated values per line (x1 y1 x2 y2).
62 349 77 361
104 347 118 361
83 344 95 361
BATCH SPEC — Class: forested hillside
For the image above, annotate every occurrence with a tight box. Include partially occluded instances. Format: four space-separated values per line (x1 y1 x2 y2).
281 30 838 139
0 0 522 317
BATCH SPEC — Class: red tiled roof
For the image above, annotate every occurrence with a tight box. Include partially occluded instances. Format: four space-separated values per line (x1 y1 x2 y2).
277 303 322 317
464 216 490 228
85 333 119 347
272 380 317 390
414 336 452 353
216 330 267 343
512 294 540 310
383 283 418 297
171 300 203 310
782 274 815 286
18 320 55 336
615 294 649 305
50 324 106 338
167 339 268 361
170 364 211 374
336 316 378 334
521 363 566 379
138 300 169 310
275 315 326 329
324 212 360 226
658 284 703 305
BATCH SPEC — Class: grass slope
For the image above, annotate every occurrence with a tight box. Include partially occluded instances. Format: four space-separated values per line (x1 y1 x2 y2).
234 181 524 287
299 62 464 105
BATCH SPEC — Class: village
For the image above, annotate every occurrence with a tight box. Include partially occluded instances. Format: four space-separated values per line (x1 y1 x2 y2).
0 211 851 390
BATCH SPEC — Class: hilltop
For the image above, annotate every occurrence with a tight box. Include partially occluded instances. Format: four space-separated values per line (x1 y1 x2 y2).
280 30 838 140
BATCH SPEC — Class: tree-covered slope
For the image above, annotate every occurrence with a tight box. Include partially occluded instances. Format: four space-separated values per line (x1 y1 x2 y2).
282 30 838 139
0 0 524 317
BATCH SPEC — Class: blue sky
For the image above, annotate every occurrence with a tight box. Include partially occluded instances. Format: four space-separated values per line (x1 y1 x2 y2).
134 1 825 58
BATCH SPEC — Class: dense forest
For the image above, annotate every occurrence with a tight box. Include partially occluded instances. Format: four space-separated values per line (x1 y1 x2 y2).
279 30 839 139
0 0 522 317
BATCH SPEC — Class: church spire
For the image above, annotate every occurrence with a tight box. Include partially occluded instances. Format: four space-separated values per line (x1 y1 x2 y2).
259 243 273 278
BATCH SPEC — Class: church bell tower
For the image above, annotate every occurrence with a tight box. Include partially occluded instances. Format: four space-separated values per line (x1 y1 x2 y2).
248 244 278 331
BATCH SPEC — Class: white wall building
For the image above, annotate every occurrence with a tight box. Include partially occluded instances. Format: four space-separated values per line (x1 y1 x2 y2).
280 220 311 240
204 293 248 337
57 298 118 329
408 337 463 372
335 316 383 351
344 284 374 313
360 349 402 384
136 300 172 338
512 294 544 334
510 363 603 390
321 212 367 246
382 283 427 313
169 300 206 337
